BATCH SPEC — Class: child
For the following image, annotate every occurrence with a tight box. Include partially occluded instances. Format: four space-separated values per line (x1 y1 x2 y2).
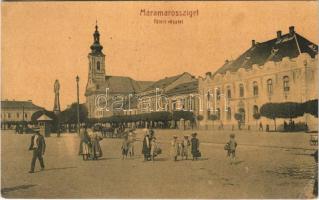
227 134 237 164
150 137 157 161
182 135 191 160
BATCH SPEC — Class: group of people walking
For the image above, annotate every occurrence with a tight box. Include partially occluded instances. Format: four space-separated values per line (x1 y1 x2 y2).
79 126 103 160
142 129 162 161
170 133 201 161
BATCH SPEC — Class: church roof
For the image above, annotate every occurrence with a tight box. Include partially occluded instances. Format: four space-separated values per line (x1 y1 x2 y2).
213 27 318 76
1 100 43 110
105 76 154 94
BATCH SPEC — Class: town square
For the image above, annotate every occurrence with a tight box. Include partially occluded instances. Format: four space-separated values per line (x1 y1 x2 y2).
1 1 318 199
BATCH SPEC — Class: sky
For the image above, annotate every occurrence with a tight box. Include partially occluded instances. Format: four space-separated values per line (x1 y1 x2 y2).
2 1 318 110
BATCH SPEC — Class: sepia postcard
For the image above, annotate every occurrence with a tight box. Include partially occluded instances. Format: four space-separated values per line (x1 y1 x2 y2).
1 1 318 199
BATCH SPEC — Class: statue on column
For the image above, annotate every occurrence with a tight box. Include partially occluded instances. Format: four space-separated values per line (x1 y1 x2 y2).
53 80 61 114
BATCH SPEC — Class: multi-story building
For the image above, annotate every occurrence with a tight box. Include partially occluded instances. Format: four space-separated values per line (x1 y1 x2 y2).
199 26 318 130
137 72 198 113
1 100 43 128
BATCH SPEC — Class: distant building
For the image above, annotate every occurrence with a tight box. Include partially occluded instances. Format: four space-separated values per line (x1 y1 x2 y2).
199 26 318 130
136 72 198 113
1 100 43 128
84 23 154 118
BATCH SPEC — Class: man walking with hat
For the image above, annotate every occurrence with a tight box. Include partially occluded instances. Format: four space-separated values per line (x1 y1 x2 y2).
28 128 46 173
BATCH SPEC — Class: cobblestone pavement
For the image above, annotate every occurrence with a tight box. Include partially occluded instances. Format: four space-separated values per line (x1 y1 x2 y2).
1 129 317 198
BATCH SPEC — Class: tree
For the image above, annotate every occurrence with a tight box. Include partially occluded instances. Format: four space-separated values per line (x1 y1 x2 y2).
260 102 305 131
60 103 88 124
208 114 218 129
303 99 318 118
260 103 278 131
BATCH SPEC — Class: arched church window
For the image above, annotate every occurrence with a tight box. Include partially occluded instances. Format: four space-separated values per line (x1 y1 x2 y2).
97 61 100 71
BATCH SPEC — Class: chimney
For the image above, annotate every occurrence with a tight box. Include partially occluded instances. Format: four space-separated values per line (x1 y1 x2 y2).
289 26 295 35
252 40 255 47
277 31 282 39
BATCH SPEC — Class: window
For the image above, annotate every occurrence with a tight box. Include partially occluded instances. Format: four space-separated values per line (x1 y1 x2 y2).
283 76 290 92
239 84 244 97
17 113 20 118
8 113 11 119
227 86 231 99
25 113 27 119
216 88 221 101
97 61 100 71
227 107 231 120
216 108 221 120
253 81 259 96
267 79 273 95
253 105 259 115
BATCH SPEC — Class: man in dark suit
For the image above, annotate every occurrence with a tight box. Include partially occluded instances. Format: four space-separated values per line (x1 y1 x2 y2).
28 129 46 173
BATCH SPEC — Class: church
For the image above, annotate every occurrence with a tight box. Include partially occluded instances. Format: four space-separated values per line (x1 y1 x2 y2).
85 24 154 118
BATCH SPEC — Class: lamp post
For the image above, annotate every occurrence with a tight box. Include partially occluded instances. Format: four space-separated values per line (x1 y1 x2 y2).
76 75 80 135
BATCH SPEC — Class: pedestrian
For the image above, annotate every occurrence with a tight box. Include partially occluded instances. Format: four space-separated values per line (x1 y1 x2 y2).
182 135 191 160
171 136 179 161
121 135 129 159
191 132 200 161
89 126 103 160
227 134 237 164
142 130 151 161
313 150 318 197
28 128 46 173
81 127 91 161
150 137 158 161
259 122 263 131
127 130 135 157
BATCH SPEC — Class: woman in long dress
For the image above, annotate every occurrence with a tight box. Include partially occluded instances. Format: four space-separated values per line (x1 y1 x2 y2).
89 127 103 160
142 131 151 161
171 136 179 161
81 129 91 160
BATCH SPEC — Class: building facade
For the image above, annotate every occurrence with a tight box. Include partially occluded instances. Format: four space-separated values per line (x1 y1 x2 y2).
199 26 318 130
1 100 43 128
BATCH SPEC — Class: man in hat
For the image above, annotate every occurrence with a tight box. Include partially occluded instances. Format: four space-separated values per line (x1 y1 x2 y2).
191 133 200 160
28 128 46 173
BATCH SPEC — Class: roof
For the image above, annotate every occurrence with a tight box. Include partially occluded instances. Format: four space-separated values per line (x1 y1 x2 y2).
37 114 53 121
213 30 318 76
166 81 199 96
143 72 193 92
1 100 43 110
105 76 154 94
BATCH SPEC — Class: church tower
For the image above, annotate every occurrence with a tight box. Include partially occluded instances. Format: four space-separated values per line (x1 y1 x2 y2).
87 22 106 88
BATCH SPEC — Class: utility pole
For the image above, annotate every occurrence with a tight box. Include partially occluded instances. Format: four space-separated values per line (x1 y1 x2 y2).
76 75 80 135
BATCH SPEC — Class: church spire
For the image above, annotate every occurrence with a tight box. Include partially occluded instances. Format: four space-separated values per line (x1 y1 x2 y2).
90 21 103 55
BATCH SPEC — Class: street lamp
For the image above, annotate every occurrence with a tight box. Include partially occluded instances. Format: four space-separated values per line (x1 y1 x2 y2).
76 75 80 135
